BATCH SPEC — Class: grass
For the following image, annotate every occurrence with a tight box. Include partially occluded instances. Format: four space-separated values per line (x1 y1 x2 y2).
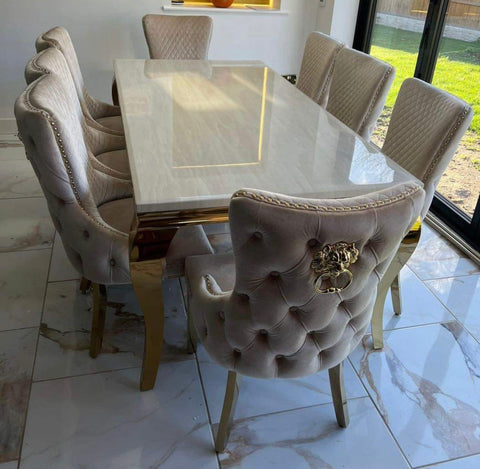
371 24 480 133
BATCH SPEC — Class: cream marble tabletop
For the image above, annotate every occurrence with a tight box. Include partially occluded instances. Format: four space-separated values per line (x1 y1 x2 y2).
115 59 420 214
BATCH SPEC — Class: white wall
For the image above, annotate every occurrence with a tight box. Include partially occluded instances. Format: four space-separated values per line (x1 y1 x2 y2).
0 0 318 120
316 0 360 46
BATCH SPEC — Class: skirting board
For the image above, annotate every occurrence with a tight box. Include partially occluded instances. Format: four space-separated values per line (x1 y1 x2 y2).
0 118 18 135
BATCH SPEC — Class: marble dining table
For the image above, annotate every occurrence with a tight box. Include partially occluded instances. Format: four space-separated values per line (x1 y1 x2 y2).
114 59 421 391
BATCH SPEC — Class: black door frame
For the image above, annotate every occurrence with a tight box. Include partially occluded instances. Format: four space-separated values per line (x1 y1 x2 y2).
353 0 480 252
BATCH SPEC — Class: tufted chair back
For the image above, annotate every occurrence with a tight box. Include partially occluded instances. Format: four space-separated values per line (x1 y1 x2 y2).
382 78 473 219
296 32 344 106
326 47 395 140
188 183 424 379
142 15 213 60
24 48 129 180
35 26 122 131
15 72 132 285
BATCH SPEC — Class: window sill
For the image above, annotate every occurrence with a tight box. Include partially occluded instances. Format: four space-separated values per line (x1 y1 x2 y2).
162 5 288 15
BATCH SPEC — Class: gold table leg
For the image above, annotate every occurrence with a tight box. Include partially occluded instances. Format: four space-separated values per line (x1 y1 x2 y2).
371 219 422 349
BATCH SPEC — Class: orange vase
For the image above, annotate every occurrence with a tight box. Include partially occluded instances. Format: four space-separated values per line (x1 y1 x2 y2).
212 0 234 7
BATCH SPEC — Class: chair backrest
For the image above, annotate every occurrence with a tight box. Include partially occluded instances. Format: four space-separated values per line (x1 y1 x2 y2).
296 32 344 106
142 15 213 60
24 48 128 179
382 78 473 218
35 27 89 114
326 47 395 139
15 71 131 284
197 183 424 379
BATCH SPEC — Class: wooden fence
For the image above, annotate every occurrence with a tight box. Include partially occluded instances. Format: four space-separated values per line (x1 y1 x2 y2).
377 0 480 29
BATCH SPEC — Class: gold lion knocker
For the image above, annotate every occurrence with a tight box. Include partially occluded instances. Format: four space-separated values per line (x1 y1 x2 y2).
311 242 359 294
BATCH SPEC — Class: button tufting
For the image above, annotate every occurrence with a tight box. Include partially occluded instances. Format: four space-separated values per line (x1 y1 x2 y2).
233 349 241 358
109 258 116 267
276 354 284 359
83 230 89 239
239 293 249 301
308 239 318 247
218 311 225 320
289 306 299 313
252 231 263 240
259 329 268 336
270 271 280 278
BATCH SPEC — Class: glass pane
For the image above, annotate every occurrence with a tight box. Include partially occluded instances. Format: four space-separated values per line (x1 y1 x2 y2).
369 0 429 147
432 1 480 218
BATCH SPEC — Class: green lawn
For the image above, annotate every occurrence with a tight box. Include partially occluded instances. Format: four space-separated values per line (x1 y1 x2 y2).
371 25 480 134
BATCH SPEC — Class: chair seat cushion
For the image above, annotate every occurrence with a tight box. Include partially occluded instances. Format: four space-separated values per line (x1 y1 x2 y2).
96 149 131 176
97 197 215 276
96 115 124 132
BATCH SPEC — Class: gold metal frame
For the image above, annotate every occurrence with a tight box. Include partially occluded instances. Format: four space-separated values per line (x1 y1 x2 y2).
371 219 422 349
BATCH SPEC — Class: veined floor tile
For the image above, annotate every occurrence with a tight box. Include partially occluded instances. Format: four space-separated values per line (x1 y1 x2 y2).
0 328 37 464
21 363 218 469
0 198 54 252
350 322 480 468
381 266 454 331
0 250 50 331
424 453 480 468
426 275 480 343
0 160 42 199
34 279 192 381
217 397 409 469
197 345 366 424
407 227 479 280
0 145 24 161
48 233 80 282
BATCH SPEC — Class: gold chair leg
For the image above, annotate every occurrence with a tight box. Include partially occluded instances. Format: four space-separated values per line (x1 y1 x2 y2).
391 275 402 316
80 277 91 294
328 362 349 428
130 259 165 391
89 283 107 358
371 219 422 349
215 371 241 453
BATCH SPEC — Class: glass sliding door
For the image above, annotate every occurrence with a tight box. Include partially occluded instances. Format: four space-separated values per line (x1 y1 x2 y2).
354 0 480 251
432 1 480 219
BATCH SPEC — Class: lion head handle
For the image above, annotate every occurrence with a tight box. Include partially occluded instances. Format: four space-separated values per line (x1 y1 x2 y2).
311 242 359 294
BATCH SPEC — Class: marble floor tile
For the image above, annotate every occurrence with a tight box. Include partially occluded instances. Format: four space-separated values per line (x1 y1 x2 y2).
217 397 409 469
0 198 54 252
407 226 479 280
426 274 480 343
21 363 219 469
0 145 24 161
48 233 80 282
0 328 37 464
34 279 192 381
381 266 454 331
197 345 366 424
0 250 50 332
350 322 480 468
424 453 480 468
0 160 42 199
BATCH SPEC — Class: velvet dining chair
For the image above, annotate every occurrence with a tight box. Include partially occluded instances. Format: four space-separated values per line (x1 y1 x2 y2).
185 183 424 452
35 26 124 134
296 31 344 107
370 78 473 349
326 47 395 140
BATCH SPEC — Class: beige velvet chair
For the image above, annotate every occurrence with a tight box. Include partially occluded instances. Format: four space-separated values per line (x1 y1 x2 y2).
296 32 344 106
185 183 424 452
25 47 130 180
370 78 473 348
142 15 213 60
35 26 124 134
15 71 214 383
326 47 395 139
